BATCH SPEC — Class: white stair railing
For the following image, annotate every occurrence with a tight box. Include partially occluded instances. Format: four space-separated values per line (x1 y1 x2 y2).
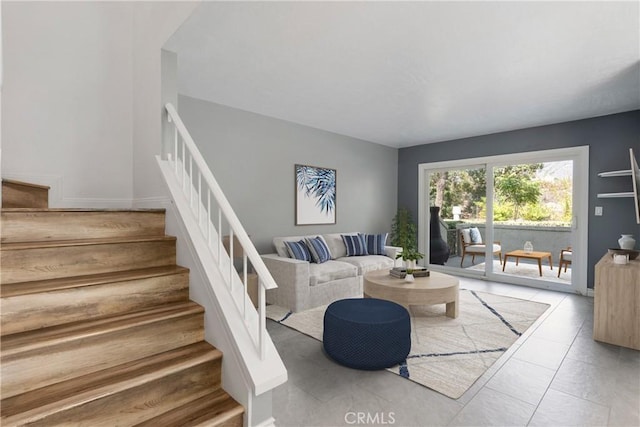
160 102 277 360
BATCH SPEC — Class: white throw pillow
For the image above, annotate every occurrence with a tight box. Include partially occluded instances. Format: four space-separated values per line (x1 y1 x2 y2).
469 227 483 244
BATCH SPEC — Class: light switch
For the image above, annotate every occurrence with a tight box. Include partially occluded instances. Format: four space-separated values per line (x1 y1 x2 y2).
595 206 603 216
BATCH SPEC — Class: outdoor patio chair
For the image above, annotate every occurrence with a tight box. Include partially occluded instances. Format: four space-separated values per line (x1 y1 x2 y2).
459 228 502 267
558 246 572 277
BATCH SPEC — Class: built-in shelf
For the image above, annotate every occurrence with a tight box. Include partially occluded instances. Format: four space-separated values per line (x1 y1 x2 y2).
597 192 634 198
597 168 634 198
597 169 632 178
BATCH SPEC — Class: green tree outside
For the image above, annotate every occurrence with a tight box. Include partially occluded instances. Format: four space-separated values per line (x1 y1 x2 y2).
429 162 570 224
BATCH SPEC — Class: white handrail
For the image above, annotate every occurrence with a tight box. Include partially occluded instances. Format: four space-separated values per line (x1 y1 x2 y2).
163 102 277 359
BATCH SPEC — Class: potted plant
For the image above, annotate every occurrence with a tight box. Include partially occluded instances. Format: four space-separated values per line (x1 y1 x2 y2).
390 208 424 270
399 248 424 272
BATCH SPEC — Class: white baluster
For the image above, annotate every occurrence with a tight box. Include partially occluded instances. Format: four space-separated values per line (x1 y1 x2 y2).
207 191 211 247
189 155 193 208
259 278 266 360
197 172 202 228
173 127 178 175
217 209 222 266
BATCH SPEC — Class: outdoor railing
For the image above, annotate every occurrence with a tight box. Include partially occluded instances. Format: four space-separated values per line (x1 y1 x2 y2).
451 222 572 259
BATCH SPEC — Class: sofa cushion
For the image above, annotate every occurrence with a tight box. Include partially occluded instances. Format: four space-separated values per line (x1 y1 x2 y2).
322 233 356 259
342 234 368 256
465 243 501 254
337 255 394 275
284 240 312 261
360 233 388 256
309 260 358 286
305 236 332 264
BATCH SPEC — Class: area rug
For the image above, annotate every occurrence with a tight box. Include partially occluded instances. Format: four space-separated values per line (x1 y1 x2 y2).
467 260 571 283
267 290 549 399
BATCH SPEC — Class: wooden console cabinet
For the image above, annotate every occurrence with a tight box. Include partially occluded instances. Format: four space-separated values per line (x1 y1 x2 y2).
593 254 640 350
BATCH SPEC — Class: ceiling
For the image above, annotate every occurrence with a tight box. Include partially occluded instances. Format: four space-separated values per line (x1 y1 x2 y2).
164 1 640 148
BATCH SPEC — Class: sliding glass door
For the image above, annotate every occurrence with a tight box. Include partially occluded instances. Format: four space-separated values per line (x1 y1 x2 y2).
418 147 588 295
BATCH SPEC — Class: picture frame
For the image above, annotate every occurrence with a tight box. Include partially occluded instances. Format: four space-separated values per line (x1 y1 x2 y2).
295 164 336 225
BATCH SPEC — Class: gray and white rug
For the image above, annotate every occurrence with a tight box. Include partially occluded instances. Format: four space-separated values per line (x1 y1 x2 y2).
267 290 550 399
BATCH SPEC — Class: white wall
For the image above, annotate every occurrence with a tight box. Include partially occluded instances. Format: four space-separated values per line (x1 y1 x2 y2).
2 2 134 206
132 2 199 205
1 1 198 207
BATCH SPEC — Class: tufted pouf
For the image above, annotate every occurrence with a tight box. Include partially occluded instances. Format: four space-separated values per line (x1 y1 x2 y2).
323 298 411 370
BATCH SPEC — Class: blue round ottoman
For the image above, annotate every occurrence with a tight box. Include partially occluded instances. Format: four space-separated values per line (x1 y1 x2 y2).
323 298 411 370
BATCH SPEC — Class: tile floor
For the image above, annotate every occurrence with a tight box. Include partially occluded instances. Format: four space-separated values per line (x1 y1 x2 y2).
268 277 640 426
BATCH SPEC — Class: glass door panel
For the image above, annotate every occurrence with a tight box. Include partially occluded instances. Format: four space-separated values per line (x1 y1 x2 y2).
426 165 488 277
490 160 574 288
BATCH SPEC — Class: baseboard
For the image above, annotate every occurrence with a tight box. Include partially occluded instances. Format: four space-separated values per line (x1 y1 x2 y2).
132 196 172 209
1 172 162 209
253 417 276 427
53 197 134 209
587 288 595 298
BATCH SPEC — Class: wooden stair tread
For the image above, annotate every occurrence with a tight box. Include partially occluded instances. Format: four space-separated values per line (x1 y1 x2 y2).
1 179 50 190
1 265 189 298
0 202 245 423
1 235 177 251
1 342 221 423
1 208 165 213
2 180 49 209
2 301 203 355
137 389 244 427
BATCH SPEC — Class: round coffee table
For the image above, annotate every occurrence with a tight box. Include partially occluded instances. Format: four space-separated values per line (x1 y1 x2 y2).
363 269 459 318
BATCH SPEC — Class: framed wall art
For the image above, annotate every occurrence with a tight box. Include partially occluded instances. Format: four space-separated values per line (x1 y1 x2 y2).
295 164 336 225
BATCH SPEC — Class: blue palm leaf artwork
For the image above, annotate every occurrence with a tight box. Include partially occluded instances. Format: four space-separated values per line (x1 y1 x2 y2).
295 165 336 225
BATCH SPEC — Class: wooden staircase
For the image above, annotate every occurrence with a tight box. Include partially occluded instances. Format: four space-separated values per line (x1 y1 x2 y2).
0 180 244 426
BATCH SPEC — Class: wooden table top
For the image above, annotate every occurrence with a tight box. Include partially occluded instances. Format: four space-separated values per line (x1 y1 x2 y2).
364 269 459 291
504 249 551 258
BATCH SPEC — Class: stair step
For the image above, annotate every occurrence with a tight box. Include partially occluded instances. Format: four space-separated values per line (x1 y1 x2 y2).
1 342 224 426
1 179 49 208
0 236 177 284
138 389 244 427
1 266 190 335
1 301 204 399
1 209 166 243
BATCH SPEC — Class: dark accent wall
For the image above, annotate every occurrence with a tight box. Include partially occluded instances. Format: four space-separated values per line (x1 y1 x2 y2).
398 110 640 289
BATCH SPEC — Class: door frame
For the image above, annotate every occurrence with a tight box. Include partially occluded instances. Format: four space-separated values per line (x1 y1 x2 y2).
418 146 589 296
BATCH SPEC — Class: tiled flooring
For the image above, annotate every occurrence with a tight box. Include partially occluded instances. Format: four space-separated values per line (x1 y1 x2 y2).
268 277 640 426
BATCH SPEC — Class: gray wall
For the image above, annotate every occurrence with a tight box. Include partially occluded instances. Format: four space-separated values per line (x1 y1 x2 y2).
178 95 398 254
398 110 640 289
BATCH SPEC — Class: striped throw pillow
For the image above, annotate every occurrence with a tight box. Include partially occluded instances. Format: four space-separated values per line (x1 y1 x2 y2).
360 233 388 256
341 234 368 256
305 236 332 264
284 240 311 262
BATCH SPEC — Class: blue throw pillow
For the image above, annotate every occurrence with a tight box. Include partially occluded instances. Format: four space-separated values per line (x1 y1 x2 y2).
284 240 311 262
360 233 388 256
305 236 332 264
341 234 368 256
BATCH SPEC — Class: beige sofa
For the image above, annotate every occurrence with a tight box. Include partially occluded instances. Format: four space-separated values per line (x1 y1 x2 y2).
262 233 401 312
